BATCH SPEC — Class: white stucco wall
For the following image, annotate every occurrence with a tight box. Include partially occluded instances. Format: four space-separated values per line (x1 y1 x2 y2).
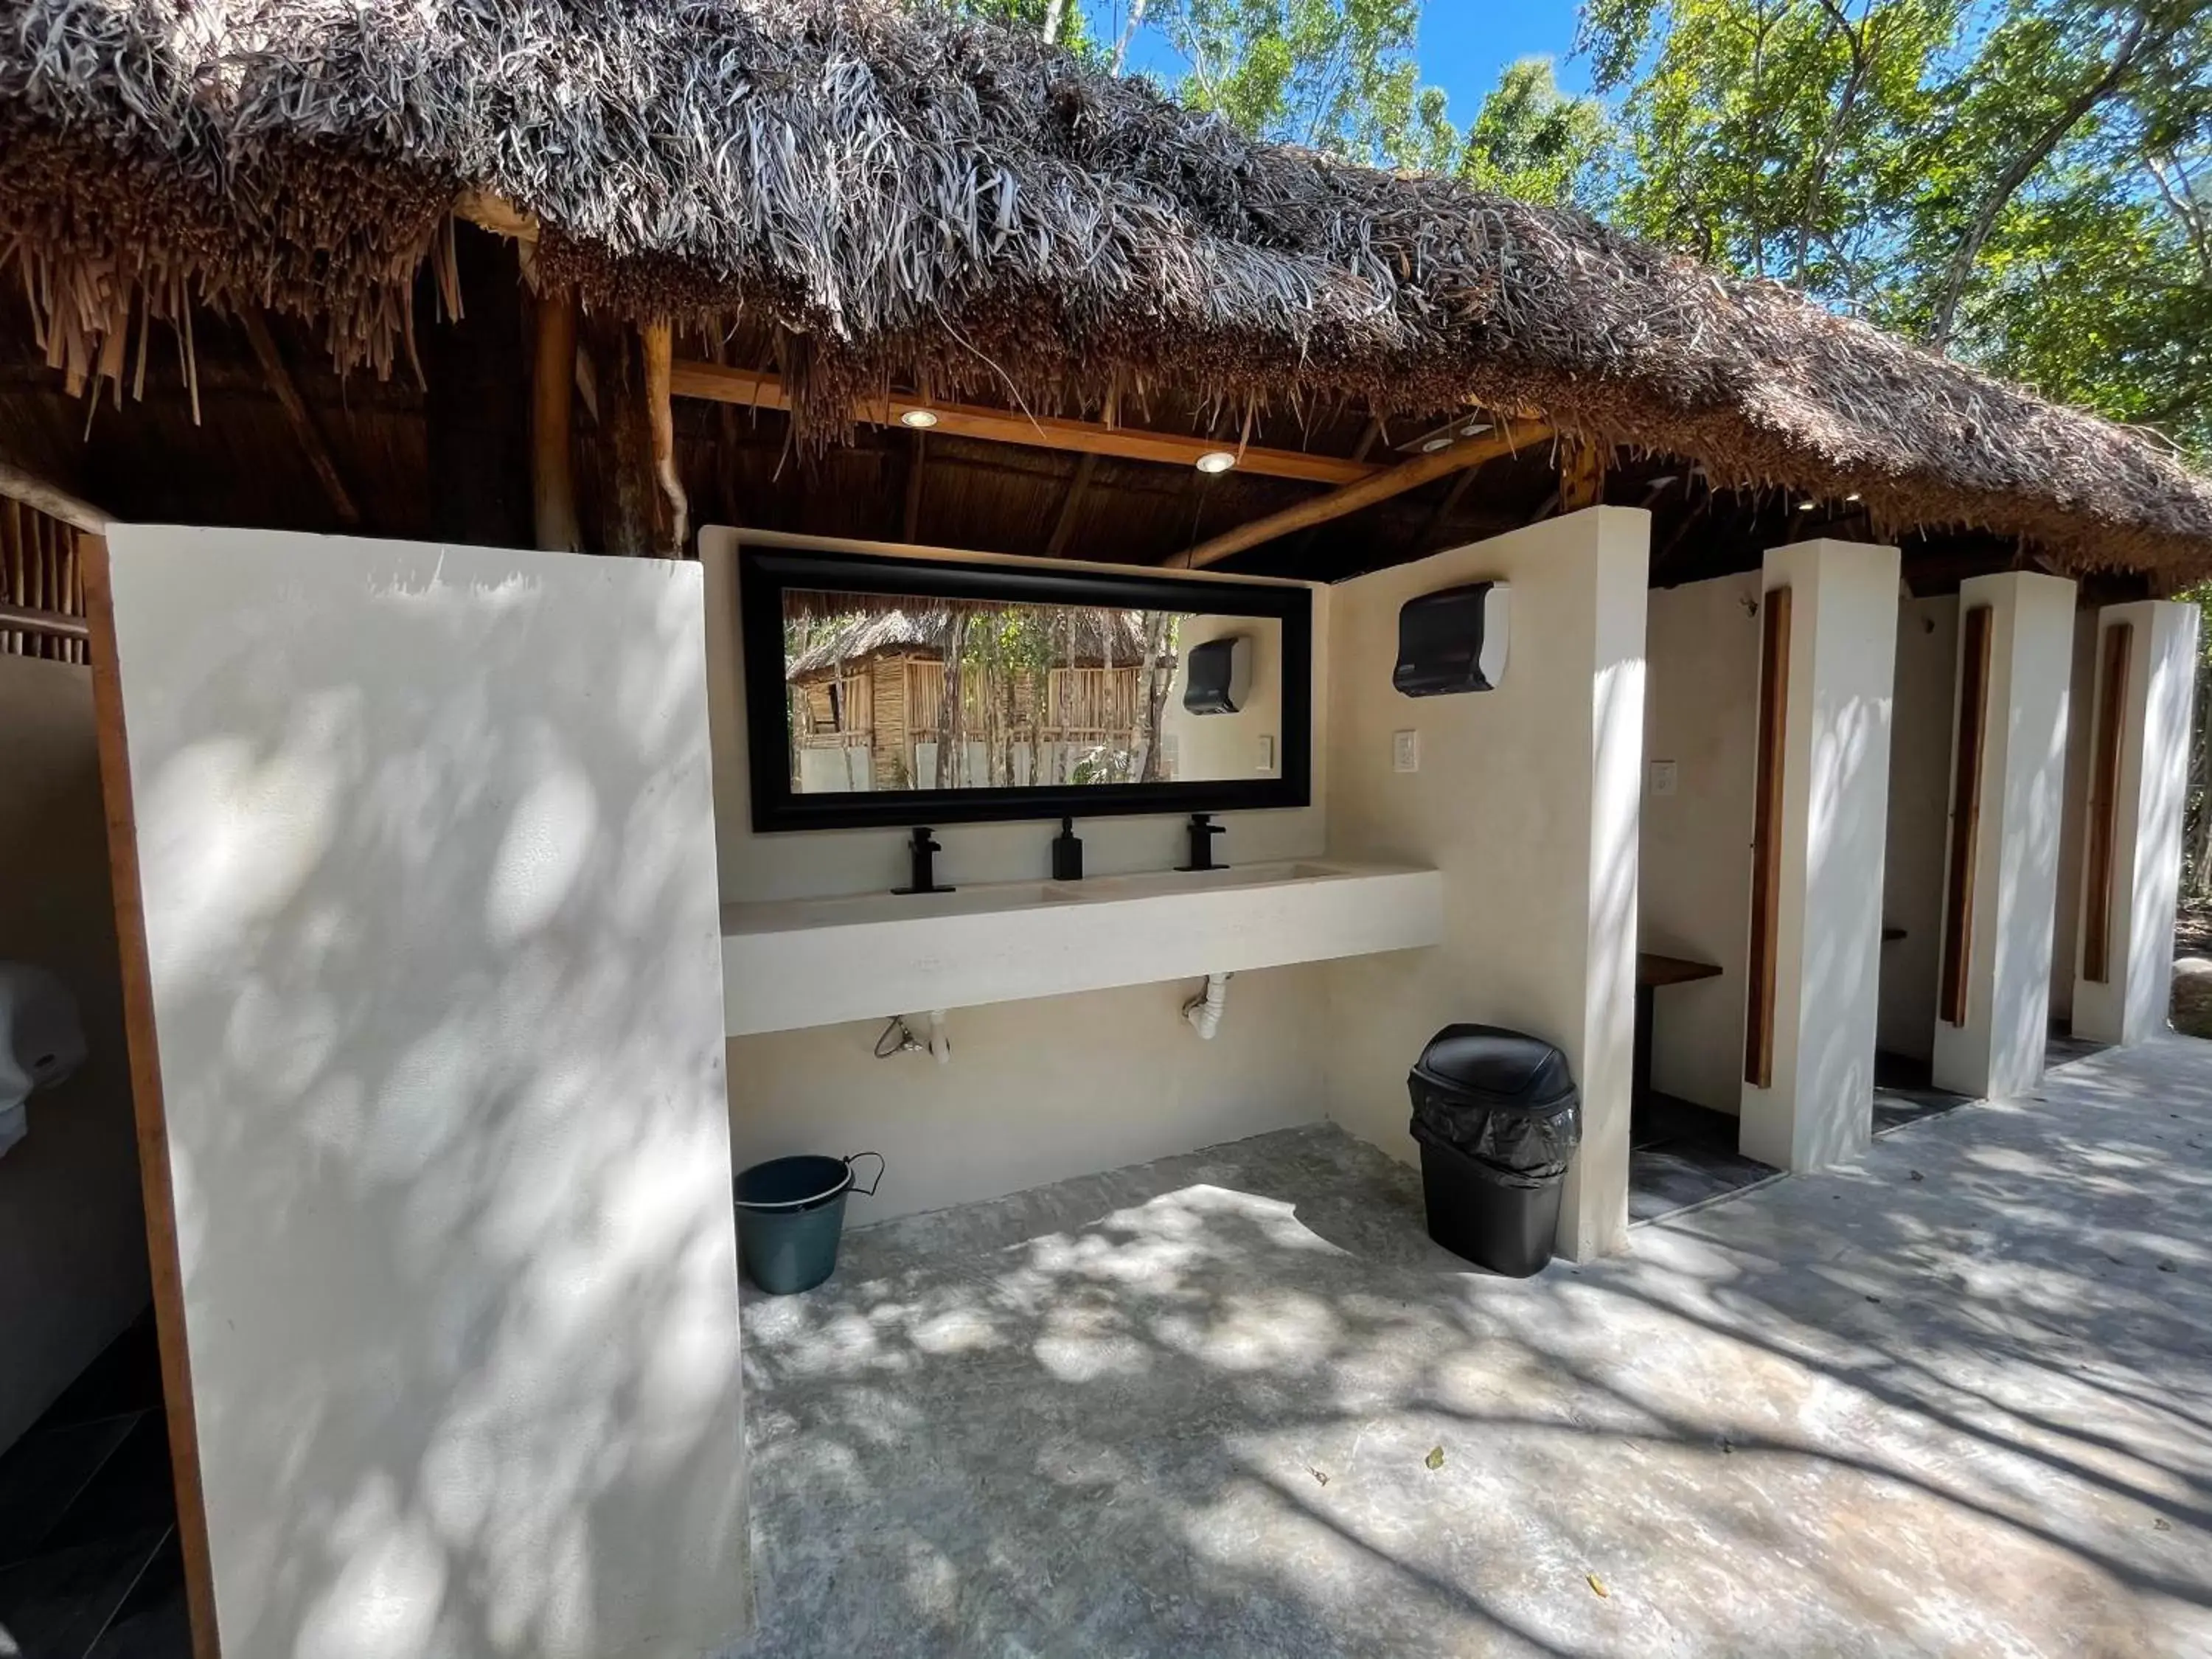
1638 574 1760 1113
1741 540 1899 1172
1321 507 1649 1262
2072 599 2199 1044
0 654 149 1453
100 526 748 1659
1932 573 2076 1098
1879 596 1961 1061
701 531 1333 1222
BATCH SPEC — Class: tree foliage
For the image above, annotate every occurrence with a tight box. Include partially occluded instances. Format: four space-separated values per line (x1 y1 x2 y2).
1580 0 2212 456
940 0 2211 458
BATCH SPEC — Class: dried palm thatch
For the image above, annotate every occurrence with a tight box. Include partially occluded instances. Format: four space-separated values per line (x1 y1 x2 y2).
786 601 1146 677
3 0 2210 575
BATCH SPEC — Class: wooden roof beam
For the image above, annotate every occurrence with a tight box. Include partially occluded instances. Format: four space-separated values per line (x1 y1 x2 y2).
238 310 359 525
0 459 108 534
1171 421 1550 568
669 361 1384 487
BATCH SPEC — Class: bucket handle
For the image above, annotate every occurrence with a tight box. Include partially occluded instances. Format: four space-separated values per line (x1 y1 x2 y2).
846 1150 885 1197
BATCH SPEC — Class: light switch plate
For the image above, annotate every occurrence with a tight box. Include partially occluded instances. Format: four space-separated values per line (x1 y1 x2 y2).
1650 759 1678 797
1393 729 1419 773
1256 734 1276 773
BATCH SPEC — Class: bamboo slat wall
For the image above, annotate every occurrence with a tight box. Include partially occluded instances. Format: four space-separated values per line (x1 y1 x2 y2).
1 500 88 664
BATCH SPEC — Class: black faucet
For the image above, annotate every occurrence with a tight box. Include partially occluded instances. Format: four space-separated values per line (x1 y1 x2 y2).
1177 812 1227 872
894 827 955 895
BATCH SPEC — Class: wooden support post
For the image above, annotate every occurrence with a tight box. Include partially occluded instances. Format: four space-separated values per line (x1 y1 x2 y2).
2083 622 2133 984
642 320 687 555
588 317 658 557
1745 585 1792 1089
1938 605 1994 1024
1172 422 1547 568
531 288 580 552
237 310 358 526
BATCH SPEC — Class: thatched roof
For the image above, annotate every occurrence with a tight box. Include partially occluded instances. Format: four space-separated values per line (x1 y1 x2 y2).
787 602 1147 677
3 0 2211 576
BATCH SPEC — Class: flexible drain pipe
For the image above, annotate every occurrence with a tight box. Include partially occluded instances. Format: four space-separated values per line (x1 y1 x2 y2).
1184 973 1231 1040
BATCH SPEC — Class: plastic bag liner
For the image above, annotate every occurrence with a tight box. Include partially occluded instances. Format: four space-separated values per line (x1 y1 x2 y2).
1407 1023 1581 1187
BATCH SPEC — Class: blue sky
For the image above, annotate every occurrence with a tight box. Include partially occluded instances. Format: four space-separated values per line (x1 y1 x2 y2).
1116 1 1592 128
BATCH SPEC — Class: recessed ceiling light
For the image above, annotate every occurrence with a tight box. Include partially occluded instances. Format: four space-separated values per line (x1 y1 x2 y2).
1458 421 1492 438
900 408 940 429
1422 437 1453 453
1194 450 1238 475
1796 499 1818 511
1844 491 1863 502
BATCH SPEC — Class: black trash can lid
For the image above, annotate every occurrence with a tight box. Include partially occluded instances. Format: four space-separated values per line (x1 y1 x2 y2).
1413 1024 1576 1108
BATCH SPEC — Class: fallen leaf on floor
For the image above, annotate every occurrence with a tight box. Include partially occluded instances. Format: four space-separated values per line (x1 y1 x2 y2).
1909 1170 1924 1182
2155 1517 2173 1531
1425 1445 1445 1470
1310 1467 1329 1486
1865 1294 1882 1303
1587 1573 1609 1598
2158 1261 2177 1273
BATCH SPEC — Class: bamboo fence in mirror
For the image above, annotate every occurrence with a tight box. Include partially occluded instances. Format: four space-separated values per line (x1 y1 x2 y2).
739 546 1312 831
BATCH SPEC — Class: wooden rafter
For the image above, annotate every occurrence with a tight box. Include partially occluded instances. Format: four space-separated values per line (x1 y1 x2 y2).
1170 422 1548 569
1046 453 1098 558
0 457 109 534
239 310 359 525
669 361 1383 486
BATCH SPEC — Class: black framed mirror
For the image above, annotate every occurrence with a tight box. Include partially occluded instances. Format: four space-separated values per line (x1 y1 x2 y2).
739 544 1314 832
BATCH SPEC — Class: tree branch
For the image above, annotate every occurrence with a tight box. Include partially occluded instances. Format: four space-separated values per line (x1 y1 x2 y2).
1925 11 2154 351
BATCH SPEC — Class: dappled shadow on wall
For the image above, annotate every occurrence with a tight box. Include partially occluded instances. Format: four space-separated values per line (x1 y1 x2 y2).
124 552 745 1658
737 1056 2212 1657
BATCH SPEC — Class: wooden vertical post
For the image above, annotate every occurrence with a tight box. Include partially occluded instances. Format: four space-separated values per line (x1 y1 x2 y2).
1938 605 1994 1024
1745 585 1792 1088
641 320 688 554
531 287 580 552
588 318 658 557
2083 622 2134 984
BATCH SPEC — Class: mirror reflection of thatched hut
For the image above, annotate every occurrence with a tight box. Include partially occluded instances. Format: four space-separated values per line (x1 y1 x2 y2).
784 598 1158 793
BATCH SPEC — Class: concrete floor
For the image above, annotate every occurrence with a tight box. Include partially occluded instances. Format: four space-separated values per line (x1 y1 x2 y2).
740 1038 2212 1658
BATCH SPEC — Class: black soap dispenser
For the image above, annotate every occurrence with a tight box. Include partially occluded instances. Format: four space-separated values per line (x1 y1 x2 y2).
1051 816 1084 881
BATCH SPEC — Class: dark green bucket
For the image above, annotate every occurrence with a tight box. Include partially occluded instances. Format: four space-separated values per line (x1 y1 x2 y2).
734 1152 883 1295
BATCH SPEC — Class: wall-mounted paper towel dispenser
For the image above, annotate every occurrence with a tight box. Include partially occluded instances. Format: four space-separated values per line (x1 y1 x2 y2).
1393 582 1510 696
1183 635 1253 715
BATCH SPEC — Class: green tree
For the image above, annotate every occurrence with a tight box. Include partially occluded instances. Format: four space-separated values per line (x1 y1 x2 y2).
1581 0 2212 459
1151 0 1457 167
1454 58 1615 210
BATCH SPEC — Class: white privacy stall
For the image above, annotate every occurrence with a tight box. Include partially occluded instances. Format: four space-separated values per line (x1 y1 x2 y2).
91 526 748 1659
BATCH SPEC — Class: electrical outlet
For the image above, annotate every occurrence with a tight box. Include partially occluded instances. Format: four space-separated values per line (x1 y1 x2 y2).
1256 734 1276 773
1650 759 1678 797
1393 729 1419 773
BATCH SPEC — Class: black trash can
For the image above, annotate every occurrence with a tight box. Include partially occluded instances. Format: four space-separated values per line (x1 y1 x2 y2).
1408 1024 1582 1276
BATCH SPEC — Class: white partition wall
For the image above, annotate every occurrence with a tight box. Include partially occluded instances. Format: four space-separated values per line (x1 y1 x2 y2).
92 528 749 1659
1740 539 1900 1172
1323 507 1649 1262
1931 572 2077 1097
2072 599 2199 1045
